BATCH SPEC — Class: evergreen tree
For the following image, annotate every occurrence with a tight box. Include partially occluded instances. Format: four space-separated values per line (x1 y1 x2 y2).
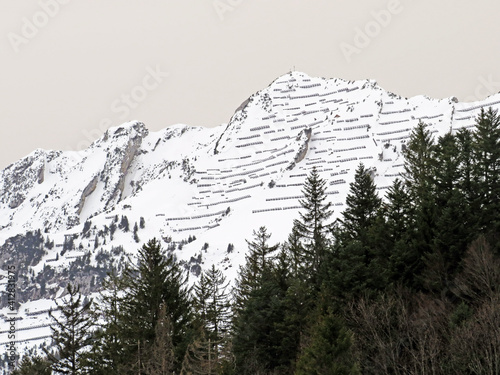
295 311 359 375
84 271 127 374
233 227 278 311
472 107 500 233
119 215 130 232
232 228 286 374
276 275 313 373
232 271 287 375
110 221 117 240
44 284 93 375
191 264 232 371
401 122 437 289
294 166 333 282
403 121 436 203
341 163 382 244
284 224 307 279
383 179 417 285
11 356 52 375
327 163 384 298
425 133 471 290
456 128 476 205
134 222 140 243
120 238 193 373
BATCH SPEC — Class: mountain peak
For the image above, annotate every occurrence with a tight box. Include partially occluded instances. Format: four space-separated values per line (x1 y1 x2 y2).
99 120 149 145
3 71 500 354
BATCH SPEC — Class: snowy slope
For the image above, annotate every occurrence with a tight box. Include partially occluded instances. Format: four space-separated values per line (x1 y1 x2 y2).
1 71 499 354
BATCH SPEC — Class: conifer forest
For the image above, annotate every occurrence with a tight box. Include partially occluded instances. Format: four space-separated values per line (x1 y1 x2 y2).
12 108 500 374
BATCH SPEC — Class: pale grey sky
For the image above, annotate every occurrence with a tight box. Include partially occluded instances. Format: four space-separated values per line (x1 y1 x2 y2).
1 0 500 169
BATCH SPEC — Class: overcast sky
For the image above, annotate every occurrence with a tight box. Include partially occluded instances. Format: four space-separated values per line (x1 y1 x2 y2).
1 0 500 169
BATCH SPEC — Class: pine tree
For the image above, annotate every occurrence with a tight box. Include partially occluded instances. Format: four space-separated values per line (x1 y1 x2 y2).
403 121 436 204
119 215 130 232
384 179 417 285
472 107 500 233
181 328 233 375
44 284 93 375
84 271 127 374
231 228 287 374
294 166 333 282
327 163 385 297
120 238 193 373
401 122 437 289
11 356 52 375
233 226 279 311
284 224 306 278
110 221 117 240
425 133 471 290
341 163 382 244
385 179 413 241
276 275 313 373
232 271 287 375
295 311 359 375
134 222 140 243
191 264 232 371
456 129 475 203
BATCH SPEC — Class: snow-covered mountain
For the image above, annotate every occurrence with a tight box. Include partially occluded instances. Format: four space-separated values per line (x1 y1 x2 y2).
1 71 499 354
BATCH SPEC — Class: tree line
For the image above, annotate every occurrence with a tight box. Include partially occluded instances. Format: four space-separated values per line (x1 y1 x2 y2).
12 108 500 374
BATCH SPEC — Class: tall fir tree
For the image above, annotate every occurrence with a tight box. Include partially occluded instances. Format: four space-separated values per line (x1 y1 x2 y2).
84 271 127 374
341 163 382 245
232 270 287 375
284 224 306 279
44 284 93 375
120 238 193 374
383 179 417 286
327 163 384 298
401 121 437 289
295 311 359 375
425 133 471 290
403 121 436 203
232 228 287 374
294 166 333 283
233 226 279 311
189 264 232 373
456 128 476 207
472 107 500 233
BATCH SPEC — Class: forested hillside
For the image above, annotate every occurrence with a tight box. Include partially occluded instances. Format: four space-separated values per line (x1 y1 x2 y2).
11 108 500 374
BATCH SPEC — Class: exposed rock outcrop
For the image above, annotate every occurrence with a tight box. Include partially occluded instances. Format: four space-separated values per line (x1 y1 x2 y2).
103 123 148 210
75 175 99 215
287 128 312 171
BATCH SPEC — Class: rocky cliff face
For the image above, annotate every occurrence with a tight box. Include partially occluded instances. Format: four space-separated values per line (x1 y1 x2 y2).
1 149 49 209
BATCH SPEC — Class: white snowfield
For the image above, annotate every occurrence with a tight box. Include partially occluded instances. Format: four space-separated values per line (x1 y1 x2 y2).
0 71 499 352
